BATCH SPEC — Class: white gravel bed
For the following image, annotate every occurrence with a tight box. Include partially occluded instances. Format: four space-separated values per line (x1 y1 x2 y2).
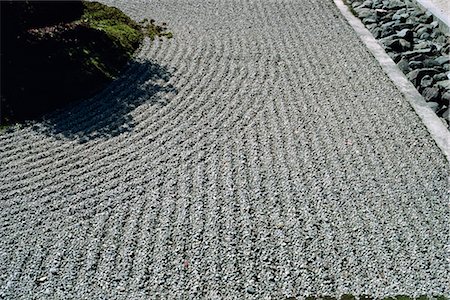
0 0 449 298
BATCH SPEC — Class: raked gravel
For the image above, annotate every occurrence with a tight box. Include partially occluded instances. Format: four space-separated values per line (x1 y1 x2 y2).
0 0 449 298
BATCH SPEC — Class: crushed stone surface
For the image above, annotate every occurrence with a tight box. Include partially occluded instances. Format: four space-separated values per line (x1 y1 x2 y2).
0 0 449 298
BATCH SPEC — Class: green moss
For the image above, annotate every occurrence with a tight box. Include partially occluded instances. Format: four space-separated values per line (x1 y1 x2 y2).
81 1 144 58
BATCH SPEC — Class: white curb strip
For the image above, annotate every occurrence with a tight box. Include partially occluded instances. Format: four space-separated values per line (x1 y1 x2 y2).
334 0 450 164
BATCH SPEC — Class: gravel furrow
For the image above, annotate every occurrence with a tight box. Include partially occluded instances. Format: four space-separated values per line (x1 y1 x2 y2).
1 0 449 298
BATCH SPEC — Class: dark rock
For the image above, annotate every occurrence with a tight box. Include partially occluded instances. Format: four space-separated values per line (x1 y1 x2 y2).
356 8 374 19
371 27 382 38
359 0 373 7
410 54 427 61
434 35 448 44
441 44 450 55
401 49 433 59
425 101 440 112
419 32 431 40
396 29 413 42
366 23 378 30
363 17 378 24
421 87 440 102
381 20 398 28
423 59 440 68
386 0 406 9
392 13 409 22
442 108 449 120
433 73 448 82
375 8 389 17
420 75 433 88
436 80 450 90
442 91 450 103
397 58 411 73
381 11 396 21
436 105 448 115
418 11 433 24
385 38 411 52
409 61 424 69
414 41 431 50
407 68 439 86
388 52 401 63
435 56 450 66
392 23 414 31
416 26 431 36
430 21 439 28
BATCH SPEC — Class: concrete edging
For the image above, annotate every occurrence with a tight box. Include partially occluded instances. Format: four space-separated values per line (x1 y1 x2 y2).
334 0 450 163
413 0 450 35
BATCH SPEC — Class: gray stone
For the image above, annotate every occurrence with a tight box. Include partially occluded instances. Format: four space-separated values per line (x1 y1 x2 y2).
371 27 382 38
442 91 450 103
386 38 411 52
386 0 406 9
436 80 450 90
425 101 440 112
418 11 433 24
420 33 431 40
396 29 414 42
409 61 423 69
246 286 256 294
414 42 431 50
423 59 440 68
407 68 439 86
443 108 449 120
416 26 431 36
381 27 395 38
375 8 389 17
363 17 378 24
397 58 411 73
401 48 432 59
435 56 450 66
430 21 439 28
422 87 440 102
420 75 433 88
356 8 374 19
393 13 409 22
433 73 448 82
434 35 448 44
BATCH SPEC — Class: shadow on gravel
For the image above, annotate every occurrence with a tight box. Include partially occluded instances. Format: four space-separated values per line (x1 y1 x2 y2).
35 60 177 142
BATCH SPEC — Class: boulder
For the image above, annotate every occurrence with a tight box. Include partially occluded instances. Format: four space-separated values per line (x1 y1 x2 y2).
433 73 448 82
396 29 414 42
436 80 450 90
397 58 411 73
385 38 411 52
407 68 439 86
421 87 440 102
386 0 406 9
420 75 433 88
409 61 424 69
435 56 450 66
442 91 450 103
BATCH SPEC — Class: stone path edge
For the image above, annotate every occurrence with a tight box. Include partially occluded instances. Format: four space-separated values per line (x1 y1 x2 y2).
334 0 450 164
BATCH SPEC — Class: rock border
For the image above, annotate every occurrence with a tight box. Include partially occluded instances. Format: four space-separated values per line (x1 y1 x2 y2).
334 0 450 162
342 0 449 129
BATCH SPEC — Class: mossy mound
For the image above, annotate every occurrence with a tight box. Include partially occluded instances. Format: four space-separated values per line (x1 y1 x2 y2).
0 1 171 124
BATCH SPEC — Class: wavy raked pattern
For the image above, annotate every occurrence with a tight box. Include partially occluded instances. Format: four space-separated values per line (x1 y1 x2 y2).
0 0 449 298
